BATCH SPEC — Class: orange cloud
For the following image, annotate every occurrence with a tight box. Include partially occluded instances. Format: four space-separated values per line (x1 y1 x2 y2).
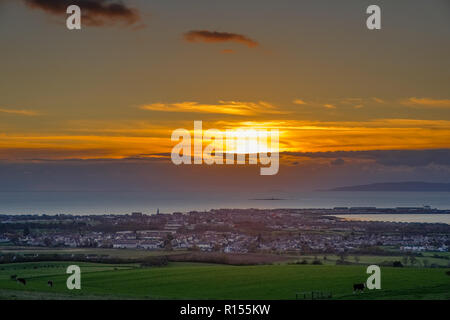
293 99 307 105
0 107 39 116
139 101 285 116
372 97 385 103
184 30 259 48
402 97 450 108
1 117 450 160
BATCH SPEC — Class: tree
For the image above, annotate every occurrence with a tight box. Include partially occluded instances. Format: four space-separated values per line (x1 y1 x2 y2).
257 233 262 243
312 259 322 265
23 226 31 237
422 259 429 268
247 242 258 253
9 234 20 245
392 261 403 267
409 256 418 266
43 238 52 247
164 233 174 251
338 252 348 263
402 255 409 266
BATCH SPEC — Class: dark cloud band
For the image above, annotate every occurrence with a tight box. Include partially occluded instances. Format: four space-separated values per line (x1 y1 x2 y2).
286 149 450 167
23 0 140 26
184 30 259 48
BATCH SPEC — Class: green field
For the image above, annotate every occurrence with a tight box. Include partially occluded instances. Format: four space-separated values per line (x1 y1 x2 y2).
0 261 449 300
0 246 185 259
3 246 449 267
295 254 450 267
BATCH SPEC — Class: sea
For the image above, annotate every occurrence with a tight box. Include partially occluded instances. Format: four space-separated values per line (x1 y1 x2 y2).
0 191 449 224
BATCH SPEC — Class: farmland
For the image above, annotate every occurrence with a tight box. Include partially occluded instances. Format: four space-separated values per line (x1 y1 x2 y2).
0 261 449 300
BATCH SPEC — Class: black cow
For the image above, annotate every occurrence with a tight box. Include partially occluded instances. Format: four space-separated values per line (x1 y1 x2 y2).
10 274 17 280
48 280 53 287
353 283 365 293
17 278 26 285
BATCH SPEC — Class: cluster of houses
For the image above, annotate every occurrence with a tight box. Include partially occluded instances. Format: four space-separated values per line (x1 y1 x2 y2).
1 208 449 254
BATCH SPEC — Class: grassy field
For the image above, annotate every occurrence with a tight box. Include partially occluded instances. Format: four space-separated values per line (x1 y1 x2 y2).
0 261 449 300
0 246 185 259
3 246 449 267
295 254 450 267
0 245 450 267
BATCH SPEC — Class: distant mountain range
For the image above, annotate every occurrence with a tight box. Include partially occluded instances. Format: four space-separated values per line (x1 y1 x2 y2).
327 182 450 192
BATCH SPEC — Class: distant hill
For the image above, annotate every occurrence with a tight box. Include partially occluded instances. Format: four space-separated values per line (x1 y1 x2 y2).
327 182 450 192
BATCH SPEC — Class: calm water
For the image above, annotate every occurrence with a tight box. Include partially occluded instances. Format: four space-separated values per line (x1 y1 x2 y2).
0 191 449 222
332 214 450 225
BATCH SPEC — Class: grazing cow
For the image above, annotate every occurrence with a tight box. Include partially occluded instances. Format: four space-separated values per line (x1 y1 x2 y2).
353 283 365 293
17 278 26 285
48 280 53 288
10 274 17 280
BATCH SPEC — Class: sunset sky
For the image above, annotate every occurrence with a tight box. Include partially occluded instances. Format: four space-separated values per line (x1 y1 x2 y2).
0 0 449 191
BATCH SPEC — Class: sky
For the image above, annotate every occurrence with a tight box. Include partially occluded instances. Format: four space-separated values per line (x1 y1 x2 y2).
0 0 449 192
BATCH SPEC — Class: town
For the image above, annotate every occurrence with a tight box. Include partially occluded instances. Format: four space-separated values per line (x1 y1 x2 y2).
1 207 449 258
